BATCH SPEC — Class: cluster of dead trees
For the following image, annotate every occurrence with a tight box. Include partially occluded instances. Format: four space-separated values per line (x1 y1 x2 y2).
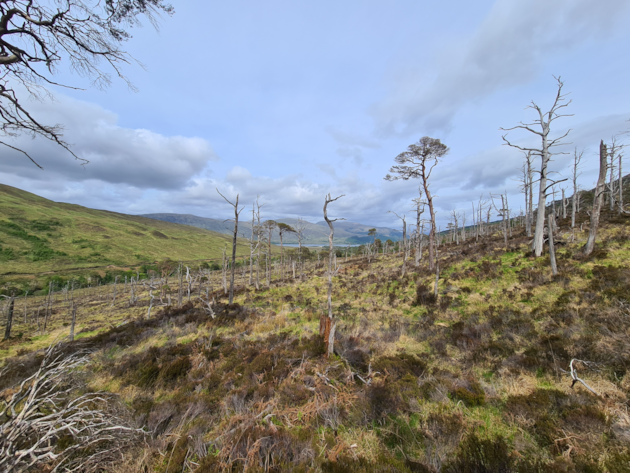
384 77 626 282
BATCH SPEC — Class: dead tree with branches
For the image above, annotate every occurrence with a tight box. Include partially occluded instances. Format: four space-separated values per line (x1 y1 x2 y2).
571 147 584 230
389 211 407 276
217 189 244 304
502 77 572 257
294 217 307 278
321 193 344 357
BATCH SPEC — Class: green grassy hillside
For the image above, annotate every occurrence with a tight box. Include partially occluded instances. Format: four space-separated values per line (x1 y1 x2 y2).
0 184 252 279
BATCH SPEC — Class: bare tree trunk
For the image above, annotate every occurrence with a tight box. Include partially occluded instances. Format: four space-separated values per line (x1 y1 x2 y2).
3 296 14 341
548 214 558 276
502 78 570 257
322 193 344 357
584 140 608 256
178 263 183 307
434 250 440 298
619 154 623 213
561 188 567 219
249 203 255 285
229 196 239 304
23 291 28 324
69 301 77 341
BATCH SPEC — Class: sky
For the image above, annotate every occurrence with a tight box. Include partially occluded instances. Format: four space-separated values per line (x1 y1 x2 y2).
2 0 630 230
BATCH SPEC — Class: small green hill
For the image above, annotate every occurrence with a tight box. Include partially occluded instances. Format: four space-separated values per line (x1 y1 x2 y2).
0 184 252 279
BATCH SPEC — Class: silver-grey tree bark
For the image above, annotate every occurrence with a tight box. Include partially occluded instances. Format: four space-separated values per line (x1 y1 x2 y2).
322 193 344 358
548 214 558 276
389 211 407 276
217 189 244 304
584 140 608 256
502 77 572 257
571 148 584 229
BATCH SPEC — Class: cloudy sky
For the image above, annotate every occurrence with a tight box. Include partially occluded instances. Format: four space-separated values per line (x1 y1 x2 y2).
2 0 630 229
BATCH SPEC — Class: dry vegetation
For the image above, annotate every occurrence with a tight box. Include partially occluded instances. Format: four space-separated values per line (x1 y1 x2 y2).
2 210 630 472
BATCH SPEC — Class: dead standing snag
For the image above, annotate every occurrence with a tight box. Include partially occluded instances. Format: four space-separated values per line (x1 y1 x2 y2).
321 193 344 357
217 188 244 304
501 77 572 257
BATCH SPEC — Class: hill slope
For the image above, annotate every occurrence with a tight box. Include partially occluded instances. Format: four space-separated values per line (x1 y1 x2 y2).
141 213 403 245
0 184 252 278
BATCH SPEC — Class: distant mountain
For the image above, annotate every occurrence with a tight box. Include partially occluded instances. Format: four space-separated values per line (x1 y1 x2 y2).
140 213 402 245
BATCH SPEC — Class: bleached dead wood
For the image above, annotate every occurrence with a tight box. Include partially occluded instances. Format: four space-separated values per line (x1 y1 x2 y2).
0 345 141 473
568 359 599 396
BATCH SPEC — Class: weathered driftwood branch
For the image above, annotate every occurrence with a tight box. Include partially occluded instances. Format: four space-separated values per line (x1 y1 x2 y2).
569 359 599 396
0 344 141 473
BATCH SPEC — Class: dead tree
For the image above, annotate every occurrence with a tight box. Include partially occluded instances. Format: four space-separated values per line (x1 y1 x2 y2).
548 214 558 276
217 189 244 304
263 220 277 287
385 136 448 270
618 153 623 212
389 211 407 276
69 301 77 341
571 148 584 229
277 223 296 281
254 200 264 290
321 193 344 357
561 187 568 219
295 217 307 278
502 77 572 257
412 195 426 266
584 140 608 256
0 344 141 473
491 193 509 248
606 136 625 211
2 295 14 341
248 198 264 286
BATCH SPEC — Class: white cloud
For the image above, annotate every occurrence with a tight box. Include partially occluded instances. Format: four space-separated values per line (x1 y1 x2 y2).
0 92 218 190
371 0 630 136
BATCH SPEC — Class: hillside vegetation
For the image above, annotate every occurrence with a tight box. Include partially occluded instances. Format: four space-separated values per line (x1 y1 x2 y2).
1 205 630 472
0 184 252 281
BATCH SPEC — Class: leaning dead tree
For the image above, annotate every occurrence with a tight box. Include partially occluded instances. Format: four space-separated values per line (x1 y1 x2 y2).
385 136 448 270
502 76 572 257
584 140 608 256
321 193 344 357
0 344 140 473
0 0 174 167
217 189 244 304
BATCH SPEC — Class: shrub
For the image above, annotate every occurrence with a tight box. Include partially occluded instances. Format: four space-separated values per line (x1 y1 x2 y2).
413 283 437 306
442 433 513 473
